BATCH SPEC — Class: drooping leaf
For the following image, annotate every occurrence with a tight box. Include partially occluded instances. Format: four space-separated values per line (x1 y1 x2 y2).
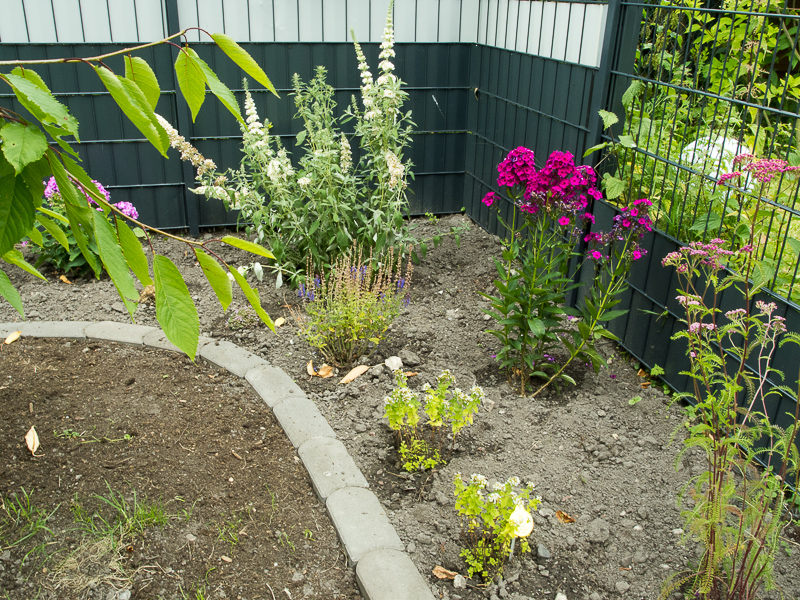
175 47 207 121
2 249 46 281
7 70 80 140
0 123 48 174
124 55 161 111
582 141 608 158
93 211 139 317
228 265 275 332
187 49 245 125
48 150 102 277
153 254 200 360
219 235 274 259
4 330 21 345
18 157 49 202
617 135 637 149
117 219 153 287
38 206 68 224
0 155 36 256
0 266 24 317
603 174 626 199
26 224 43 247
61 155 110 206
93 65 169 156
195 248 232 310
210 33 279 96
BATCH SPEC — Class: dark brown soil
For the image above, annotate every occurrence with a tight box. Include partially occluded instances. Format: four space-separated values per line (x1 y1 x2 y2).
0 337 358 600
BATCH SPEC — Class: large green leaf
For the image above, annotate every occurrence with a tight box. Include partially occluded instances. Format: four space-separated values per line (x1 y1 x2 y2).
124 56 161 111
0 155 36 256
0 266 23 317
219 236 274 259
38 206 68 224
174 48 207 122
93 65 169 157
48 150 102 277
598 109 619 130
187 49 245 125
93 211 138 317
228 265 275 332
195 248 232 310
117 220 153 286
36 213 69 251
19 157 49 202
0 123 48 174
61 155 111 206
154 254 200 360
210 33 279 96
2 248 45 280
26 224 43 247
7 70 80 140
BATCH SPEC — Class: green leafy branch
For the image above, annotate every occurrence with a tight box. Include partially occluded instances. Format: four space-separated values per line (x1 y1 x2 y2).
1 29 280 359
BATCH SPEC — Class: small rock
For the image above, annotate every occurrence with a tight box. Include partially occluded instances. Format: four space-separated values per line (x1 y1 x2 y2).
538 507 554 518
436 491 448 506
111 302 125 313
587 518 611 544
589 593 602 600
398 349 421 366
555 593 568 600
291 571 304 583
671 528 684 535
633 550 647 564
615 581 630 593
406 542 416 553
453 574 467 590
620 555 633 568
637 506 648 519
385 356 403 371
355 423 367 433
185 533 197 543
416 533 431 544
536 543 551 559
565 535 576 547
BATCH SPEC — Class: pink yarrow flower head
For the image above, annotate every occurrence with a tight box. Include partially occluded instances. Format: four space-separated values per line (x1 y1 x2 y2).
728 153 800 184
497 146 536 188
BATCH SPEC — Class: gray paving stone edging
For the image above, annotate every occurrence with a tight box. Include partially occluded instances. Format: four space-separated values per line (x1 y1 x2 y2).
0 321 435 600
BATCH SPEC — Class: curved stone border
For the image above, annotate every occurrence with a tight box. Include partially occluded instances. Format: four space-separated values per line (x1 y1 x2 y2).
0 321 434 600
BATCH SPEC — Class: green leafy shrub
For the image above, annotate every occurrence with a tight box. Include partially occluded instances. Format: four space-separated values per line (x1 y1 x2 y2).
295 245 411 367
383 370 483 472
454 473 540 580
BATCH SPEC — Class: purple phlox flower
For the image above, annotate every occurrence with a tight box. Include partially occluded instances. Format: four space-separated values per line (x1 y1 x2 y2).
519 202 537 214
631 248 645 260
113 201 138 219
584 232 603 244
497 147 536 188
582 212 595 224
482 191 497 208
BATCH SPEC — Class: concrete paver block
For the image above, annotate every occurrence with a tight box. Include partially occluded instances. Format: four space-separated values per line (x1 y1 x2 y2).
18 321 91 339
298 437 368 499
327 487 404 564
84 321 158 345
272 395 336 448
0 323 24 338
356 549 436 600
245 365 305 408
198 340 268 377
143 330 212 355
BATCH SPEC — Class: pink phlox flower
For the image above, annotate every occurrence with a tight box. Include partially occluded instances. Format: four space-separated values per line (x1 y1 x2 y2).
114 201 139 220
497 146 537 188
558 215 570 227
589 249 604 260
631 248 645 260
482 191 497 208
519 203 537 214
43 177 59 200
583 212 595 224
584 232 603 244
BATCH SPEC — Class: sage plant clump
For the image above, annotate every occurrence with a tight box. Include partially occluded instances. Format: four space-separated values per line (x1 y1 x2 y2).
295 244 412 367
185 1 413 285
383 370 483 472
480 147 651 395
661 226 800 597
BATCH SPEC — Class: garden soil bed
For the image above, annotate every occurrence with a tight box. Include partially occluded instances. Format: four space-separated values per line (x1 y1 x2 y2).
1 214 798 600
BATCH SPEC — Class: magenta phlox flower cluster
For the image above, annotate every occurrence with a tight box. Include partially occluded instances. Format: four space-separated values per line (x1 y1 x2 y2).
497 146 537 188
586 199 653 262
721 153 800 184
482 191 497 208
42 176 138 220
662 238 743 272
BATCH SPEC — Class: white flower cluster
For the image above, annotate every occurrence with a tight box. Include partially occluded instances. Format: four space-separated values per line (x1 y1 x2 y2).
243 89 272 152
156 114 216 177
267 148 294 183
298 176 311 187
470 473 488 489
385 151 405 189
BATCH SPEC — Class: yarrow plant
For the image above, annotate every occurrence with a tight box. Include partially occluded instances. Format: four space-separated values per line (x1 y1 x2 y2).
480 147 652 395
295 244 412 367
661 202 800 597
32 177 139 276
453 473 541 579
182 1 415 285
383 370 483 472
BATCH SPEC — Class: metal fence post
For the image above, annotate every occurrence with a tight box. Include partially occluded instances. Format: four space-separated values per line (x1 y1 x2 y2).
165 0 201 237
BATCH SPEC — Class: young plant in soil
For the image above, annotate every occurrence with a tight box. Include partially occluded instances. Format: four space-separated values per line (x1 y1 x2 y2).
383 370 483 472
453 473 540 580
295 244 412 367
661 154 800 600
